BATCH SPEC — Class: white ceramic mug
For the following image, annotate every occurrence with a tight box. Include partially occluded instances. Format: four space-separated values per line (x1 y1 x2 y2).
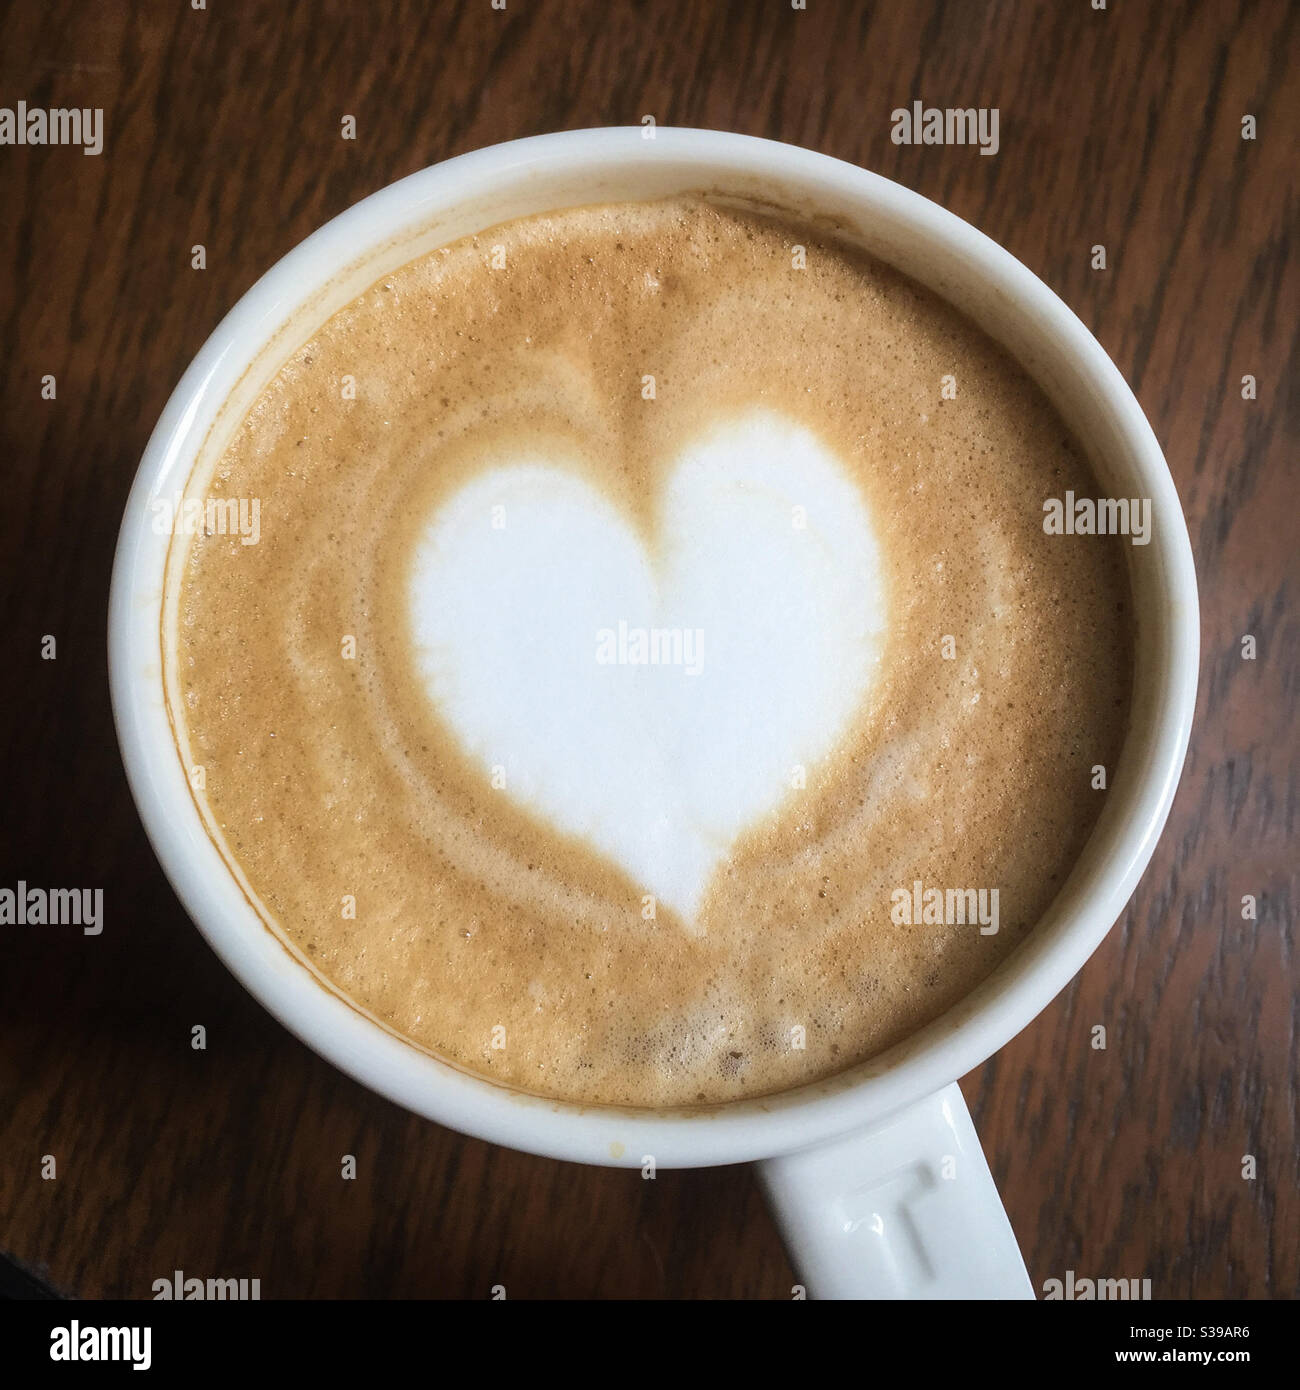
108 128 1199 1300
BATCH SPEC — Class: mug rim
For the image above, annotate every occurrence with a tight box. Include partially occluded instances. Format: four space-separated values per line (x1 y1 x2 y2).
108 126 1199 1168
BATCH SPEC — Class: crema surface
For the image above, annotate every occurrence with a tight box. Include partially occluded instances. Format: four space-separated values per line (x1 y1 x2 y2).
175 197 1132 1107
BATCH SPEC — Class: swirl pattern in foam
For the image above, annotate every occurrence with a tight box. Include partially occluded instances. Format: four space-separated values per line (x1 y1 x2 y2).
173 196 1133 1107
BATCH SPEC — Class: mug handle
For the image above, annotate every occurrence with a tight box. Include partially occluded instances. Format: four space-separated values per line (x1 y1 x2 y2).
758 1082 1035 1299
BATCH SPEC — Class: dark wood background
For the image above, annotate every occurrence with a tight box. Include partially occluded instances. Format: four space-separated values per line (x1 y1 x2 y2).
0 0 1295 1300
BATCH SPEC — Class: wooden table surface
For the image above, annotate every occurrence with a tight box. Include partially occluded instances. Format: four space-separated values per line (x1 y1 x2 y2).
1 0 1295 1300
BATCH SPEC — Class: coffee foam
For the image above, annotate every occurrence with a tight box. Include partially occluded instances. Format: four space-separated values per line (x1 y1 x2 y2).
408 410 886 924
174 196 1133 1107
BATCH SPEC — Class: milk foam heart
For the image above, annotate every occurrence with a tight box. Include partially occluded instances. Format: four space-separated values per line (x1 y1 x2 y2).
408 410 887 924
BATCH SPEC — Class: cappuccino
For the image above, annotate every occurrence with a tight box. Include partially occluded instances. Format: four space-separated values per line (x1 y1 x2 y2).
171 196 1132 1106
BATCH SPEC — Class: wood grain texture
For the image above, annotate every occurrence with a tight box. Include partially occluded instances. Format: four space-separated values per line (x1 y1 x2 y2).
0 0 1295 1299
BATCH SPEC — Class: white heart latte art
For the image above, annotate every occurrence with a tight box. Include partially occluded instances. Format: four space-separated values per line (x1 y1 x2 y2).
408 410 886 927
